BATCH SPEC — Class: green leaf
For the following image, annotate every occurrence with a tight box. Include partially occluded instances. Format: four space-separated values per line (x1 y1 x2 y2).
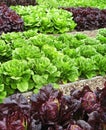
11 76 21 80
32 74 48 85
86 72 97 79
28 79 35 90
11 83 17 89
17 80 28 92
33 89 39 94
52 83 59 89
0 91 7 100
0 84 4 92
46 65 57 74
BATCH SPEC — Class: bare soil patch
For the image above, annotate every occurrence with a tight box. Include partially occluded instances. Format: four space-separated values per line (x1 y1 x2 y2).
69 29 99 37
60 76 106 95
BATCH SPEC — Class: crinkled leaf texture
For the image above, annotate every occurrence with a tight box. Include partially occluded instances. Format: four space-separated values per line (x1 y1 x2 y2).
0 3 24 35
0 94 31 130
0 83 106 130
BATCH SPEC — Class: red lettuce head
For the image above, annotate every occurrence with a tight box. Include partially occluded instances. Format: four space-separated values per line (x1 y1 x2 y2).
30 84 63 127
96 81 106 111
31 84 63 112
88 111 105 130
30 85 81 129
0 94 30 130
7 106 28 130
40 97 60 124
67 124 83 130
0 120 6 130
82 91 97 113
66 120 92 130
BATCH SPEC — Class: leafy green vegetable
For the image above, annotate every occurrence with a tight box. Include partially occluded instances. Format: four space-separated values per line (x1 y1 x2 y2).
27 34 55 49
0 29 106 100
76 57 97 78
98 28 106 37
0 40 12 62
32 74 48 87
92 54 106 76
11 5 76 34
63 48 80 58
77 45 98 58
1 32 23 42
83 37 101 45
37 0 106 9
96 34 106 44
12 45 42 60
94 44 106 55
0 91 7 102
0 59 33 92
11 38 28 49
74 33 88 40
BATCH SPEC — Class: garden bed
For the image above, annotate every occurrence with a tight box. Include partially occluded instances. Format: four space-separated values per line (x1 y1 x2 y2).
60 76 106 95
70 29 99 37
22 75 106 99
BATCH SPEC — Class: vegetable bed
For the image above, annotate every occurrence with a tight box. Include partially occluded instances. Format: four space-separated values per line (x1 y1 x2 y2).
0 0 106 129
0 83 106 130
0 28 106 101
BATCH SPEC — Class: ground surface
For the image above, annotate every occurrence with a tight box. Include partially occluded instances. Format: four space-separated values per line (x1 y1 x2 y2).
70 29 98 37
60 76 106 95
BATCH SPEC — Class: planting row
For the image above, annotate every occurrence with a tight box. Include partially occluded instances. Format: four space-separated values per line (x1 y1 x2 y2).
37 0 106 9
0 4 76 34
0 28 106 101
0 0 37 6
0 4 106 35
0 83 106 130
11 5 106 32
61 7 106 31
0 0 105 9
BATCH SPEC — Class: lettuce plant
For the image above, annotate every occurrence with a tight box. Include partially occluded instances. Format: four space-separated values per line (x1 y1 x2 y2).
0 59 33 93
11 5 76 34
0 40 12 62
0 83 106 129
0 4 24 35
0 94 30 130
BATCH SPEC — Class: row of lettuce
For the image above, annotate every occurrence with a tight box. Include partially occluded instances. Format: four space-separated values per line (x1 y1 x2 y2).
1 0 106 9
37 0 106 9
0 84 106 130
0 3 106 35
0 28 105 102
11 5 106 32
0 4 76 35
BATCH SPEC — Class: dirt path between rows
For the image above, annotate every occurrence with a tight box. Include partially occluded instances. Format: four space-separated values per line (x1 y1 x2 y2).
69 29 99 37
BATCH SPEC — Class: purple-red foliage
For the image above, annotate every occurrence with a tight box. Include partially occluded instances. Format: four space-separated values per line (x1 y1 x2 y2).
0 83 106 130
0 4 24 35
0 94 31 130
60 7 106 31
0 0 36 6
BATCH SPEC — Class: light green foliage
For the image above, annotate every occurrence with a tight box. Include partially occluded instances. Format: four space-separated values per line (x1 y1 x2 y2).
11 5 76 34
76 57 97 78
0 28 106 100
0 59 33 93
77 45 98 58
0 40 12 62
37 0 106 9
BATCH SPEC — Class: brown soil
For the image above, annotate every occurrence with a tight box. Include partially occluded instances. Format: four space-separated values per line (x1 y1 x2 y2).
22 76 106 99
60 76 106 95
69 29 99 37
